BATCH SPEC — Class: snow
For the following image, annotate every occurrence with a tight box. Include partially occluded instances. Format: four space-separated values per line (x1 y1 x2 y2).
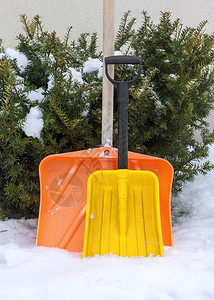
0 144 214 299
83 57 103 78
69 67 83 83
26 88 44 103
168 74 178 80
5 48 29 72
80 109 89 117
99 150 105 157
22 107 44 139
63 68 83 84
0 53 5 59
155 100 162 109
114 50 123 56
103 138 112 147
47 75 54 91
49 53 55 62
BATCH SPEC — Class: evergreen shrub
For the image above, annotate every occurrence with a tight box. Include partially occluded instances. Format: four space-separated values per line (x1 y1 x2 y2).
0 12 214 219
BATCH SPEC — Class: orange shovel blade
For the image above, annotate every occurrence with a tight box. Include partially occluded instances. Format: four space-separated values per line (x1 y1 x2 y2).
36 147 173 252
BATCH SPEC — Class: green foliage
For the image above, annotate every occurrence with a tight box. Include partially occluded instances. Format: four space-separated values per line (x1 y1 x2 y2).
0 12 214 219
0 15 102 219
0 54 42 218
115 11 214 194
115 10 136 52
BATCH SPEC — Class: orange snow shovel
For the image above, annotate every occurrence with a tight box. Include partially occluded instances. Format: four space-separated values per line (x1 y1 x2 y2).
83 56 164 257
36 147 173 252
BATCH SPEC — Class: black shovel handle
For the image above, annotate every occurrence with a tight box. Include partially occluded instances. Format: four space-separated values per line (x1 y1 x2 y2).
105 55 141 88
104 55 142 169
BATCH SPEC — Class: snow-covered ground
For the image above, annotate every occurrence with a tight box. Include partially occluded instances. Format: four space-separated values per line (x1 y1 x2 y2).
0 145 214 300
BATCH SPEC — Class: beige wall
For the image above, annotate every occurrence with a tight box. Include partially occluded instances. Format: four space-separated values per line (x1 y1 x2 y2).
0 0 213 131
1 0 214 49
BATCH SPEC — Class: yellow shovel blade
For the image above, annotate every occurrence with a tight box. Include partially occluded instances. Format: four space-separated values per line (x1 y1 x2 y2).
82 169 164 258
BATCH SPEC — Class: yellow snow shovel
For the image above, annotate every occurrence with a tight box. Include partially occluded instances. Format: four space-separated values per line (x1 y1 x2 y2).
82 56 164 258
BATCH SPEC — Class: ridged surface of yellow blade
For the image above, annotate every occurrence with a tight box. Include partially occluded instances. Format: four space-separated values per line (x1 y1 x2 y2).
82 169 163 258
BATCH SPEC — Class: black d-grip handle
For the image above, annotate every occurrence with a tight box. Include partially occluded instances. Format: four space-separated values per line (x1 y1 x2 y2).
104 55 142 170
105 55 141 65
105 55 142 88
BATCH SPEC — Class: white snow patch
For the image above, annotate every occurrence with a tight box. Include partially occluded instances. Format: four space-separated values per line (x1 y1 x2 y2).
155 100 163 109
68 67 83 84
168 74 178 80
49 53 55 62
26 88 44 103
187 145 194 152
114 50 123 56
5 48 29 72
47 75 54 91
0 219 37 247
22 107 43 139
104 138 112 147
80 109 89 117
16 76 25 91
0 53 6 59
99 151 105 157
83 57 103 78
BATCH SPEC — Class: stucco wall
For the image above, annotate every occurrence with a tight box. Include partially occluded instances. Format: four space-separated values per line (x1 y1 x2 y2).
1 0 214 49
0 0 213 132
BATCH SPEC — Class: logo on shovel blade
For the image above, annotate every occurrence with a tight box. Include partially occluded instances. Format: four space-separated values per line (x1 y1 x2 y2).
50 172 84 207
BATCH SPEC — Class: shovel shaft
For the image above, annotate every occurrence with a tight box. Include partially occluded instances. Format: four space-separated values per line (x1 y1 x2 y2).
102 0 115 147
118 83 129 169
